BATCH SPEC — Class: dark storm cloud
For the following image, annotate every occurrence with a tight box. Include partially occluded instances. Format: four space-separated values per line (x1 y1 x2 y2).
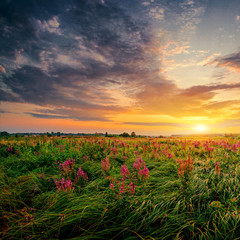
2 65 58 104
0 0 53 60
0 0 152 122
0 89 21 102
1 65 123 111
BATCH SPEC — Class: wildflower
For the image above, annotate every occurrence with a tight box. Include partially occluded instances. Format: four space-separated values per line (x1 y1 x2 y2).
133 157 146 170
112 147 117 153
177 156 193 178
59 159 75 173
119 179 125 194
121 165 130 179
138 166 150 180
215 161 220 177
133 158 150 181
231 144 237 152
110 183 114 190
76 166 88 180
129 182 135 194
55 178 74 192
7 147 13 152
101 157 111 172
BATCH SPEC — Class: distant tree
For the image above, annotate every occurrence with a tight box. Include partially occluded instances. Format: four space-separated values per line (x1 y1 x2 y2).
56 132 61 137
105 132 108 137
131 132 136 137
121 132 130 137
0 131 9 136
47 132 53 137
15 133 21 138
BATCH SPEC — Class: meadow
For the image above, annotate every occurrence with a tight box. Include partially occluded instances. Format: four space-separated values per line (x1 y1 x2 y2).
0 135 240 239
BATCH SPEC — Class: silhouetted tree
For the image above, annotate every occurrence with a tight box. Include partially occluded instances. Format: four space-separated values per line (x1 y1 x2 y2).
131 132 136 137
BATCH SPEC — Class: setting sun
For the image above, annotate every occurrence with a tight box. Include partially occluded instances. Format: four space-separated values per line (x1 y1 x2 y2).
195 125 207 132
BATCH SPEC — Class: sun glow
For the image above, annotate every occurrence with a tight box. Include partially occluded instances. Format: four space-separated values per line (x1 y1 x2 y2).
195 124 207 132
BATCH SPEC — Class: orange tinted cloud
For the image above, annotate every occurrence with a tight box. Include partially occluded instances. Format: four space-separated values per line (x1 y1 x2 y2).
136 80 240 117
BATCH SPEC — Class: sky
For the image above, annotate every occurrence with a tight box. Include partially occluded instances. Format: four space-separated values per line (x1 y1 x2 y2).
0 0 240 135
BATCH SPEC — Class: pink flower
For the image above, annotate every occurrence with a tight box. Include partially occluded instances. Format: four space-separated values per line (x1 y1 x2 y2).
129 182 135 194
101 157 111 172
177 156 193 178
121 165 130 179
138 166 149 180
110 183 114 190
119 179 125 194
59 158 75 173
133 158 145 170
55 178 74 192
76 166 88 180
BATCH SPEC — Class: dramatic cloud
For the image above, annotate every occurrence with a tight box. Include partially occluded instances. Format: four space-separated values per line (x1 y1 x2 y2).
0 0 240 134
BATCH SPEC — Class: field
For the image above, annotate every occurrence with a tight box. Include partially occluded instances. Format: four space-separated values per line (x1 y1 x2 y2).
1 135 240 239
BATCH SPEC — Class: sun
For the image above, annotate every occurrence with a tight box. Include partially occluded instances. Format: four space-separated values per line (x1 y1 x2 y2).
195 124 207 132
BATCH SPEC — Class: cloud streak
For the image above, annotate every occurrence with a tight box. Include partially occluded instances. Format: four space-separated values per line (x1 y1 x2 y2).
124 122 187 127
208 51 240 72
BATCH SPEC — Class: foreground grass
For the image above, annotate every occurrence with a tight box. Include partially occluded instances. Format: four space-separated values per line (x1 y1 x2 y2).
0 135 240 239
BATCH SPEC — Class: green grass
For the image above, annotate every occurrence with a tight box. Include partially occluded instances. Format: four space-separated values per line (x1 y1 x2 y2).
0 135 240 239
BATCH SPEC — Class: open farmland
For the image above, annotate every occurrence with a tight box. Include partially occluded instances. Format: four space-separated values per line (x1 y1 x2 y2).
1 136 240 239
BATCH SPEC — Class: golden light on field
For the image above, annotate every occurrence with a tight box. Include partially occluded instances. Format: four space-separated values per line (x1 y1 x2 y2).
195 124 208 132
